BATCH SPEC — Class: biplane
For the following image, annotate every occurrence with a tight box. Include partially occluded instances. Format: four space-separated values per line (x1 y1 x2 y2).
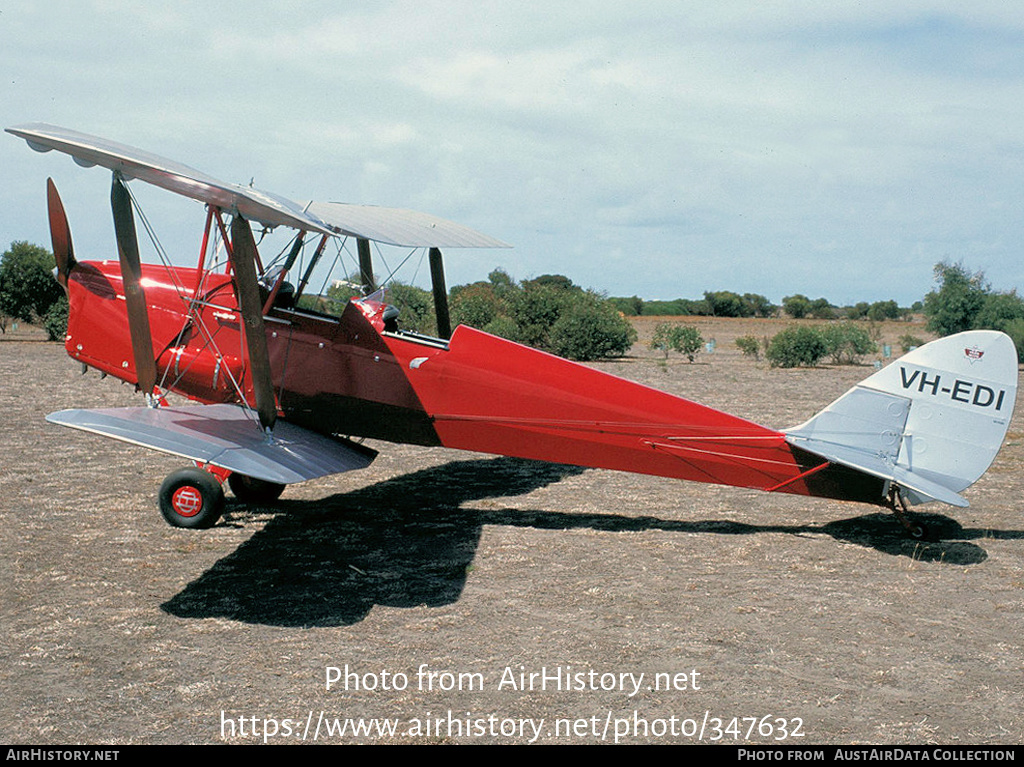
8 123 1019 539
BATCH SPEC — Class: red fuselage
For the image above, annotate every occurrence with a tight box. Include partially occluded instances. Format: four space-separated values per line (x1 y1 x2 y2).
64 260 885 505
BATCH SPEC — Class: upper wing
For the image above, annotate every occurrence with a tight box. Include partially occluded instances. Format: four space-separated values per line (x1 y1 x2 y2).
6 123 331 234
8 123 511 248
308 201 510 248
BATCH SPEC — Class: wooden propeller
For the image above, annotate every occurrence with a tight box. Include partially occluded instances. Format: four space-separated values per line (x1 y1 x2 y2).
46 178 77 290
110 174 158 398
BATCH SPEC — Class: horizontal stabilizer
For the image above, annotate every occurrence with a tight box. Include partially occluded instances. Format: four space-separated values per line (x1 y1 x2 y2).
47 404 376 485
786 438 968 507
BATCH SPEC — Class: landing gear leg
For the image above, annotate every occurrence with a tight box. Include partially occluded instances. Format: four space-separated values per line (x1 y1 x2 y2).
887 484 927 540
228 473 286 504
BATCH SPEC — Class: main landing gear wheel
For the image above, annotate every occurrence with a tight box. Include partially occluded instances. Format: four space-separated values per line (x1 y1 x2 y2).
227 473 286 504
159 467 225 529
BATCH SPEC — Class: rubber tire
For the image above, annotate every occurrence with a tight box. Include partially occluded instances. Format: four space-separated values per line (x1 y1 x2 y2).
159 468 225 529
228 473 286 504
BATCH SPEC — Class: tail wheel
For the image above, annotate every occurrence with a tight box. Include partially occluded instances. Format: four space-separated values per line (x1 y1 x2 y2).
888 484 929 541
228 473 286 504
159 467 225 529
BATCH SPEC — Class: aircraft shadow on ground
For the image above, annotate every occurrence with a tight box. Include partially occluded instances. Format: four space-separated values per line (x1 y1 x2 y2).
161 456 1024 627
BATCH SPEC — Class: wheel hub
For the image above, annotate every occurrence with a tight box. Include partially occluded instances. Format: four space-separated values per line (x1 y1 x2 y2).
171 486 203 517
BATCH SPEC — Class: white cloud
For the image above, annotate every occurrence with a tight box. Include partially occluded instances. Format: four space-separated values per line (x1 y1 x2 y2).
3 2 1024 303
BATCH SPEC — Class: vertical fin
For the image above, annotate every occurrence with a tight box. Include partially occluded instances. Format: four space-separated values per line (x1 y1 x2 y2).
786 330 1018 505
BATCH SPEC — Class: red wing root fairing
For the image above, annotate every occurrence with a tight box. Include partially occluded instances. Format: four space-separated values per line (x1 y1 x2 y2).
8 123 1018 538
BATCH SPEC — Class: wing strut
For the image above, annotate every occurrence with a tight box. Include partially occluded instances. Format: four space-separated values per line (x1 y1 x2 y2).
228 213 278 433
429 247 452 339
357 237 376 293
262 232 304 315
295 233 330 301
110 174 158 400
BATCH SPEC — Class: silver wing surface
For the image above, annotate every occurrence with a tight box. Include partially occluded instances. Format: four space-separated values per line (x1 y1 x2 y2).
47 405 376 485
7 123 511 248
308 201 511 248
6 123 330 234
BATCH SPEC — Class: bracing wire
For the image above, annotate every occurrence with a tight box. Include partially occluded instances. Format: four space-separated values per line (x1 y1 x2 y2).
122 185 257 417
377 245 420 288
408 246 428 286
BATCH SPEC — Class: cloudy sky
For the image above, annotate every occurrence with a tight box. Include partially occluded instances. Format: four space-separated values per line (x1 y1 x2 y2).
2 2 1023 306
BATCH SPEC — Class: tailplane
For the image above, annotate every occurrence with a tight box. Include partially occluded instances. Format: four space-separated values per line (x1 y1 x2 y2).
785 330 1018 507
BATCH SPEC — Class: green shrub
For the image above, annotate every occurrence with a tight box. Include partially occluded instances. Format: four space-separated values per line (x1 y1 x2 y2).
867 299 900 322
846 302 870 320
651 323 703 362
447 271 640 361
641 298 710 316
607 295 644 316
766 326 827 368
550 299 637 361
819 323 877 364
923 262 1024 358
451 283 502 329
1001 318 1024 362
506 282 566 349
782 294 811 319
743 293 776 318
385 282 435 335
482 315 519 340
651 324 673 358
898 333 924 353
673 326 703 362
704 290 752 318
735 335 760 360
42 295 69 342
975 290 1024 334
809 297 836 320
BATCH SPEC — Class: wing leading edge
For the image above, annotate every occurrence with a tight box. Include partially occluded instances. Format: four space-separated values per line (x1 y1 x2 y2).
7 123 331 234
7 123 509 249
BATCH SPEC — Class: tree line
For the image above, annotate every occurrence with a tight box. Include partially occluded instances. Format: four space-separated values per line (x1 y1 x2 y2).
3 238 1021 364
0 241 636 362
318 268 638 361
609 290 918 322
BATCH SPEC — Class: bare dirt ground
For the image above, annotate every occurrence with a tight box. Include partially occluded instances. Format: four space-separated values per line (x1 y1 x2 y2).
1 318 1022 745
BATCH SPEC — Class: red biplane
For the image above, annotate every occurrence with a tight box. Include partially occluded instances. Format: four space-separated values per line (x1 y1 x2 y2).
8 123 1018 539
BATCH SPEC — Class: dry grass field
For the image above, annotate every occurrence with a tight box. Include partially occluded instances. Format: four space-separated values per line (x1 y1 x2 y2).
1 317 1022 745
